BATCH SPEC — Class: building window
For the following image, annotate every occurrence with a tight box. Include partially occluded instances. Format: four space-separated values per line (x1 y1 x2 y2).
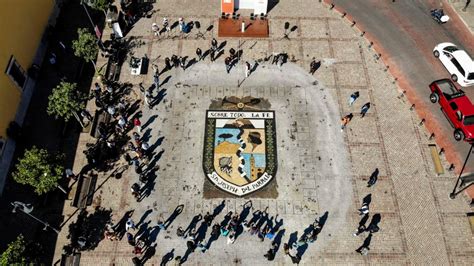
5 56 27 90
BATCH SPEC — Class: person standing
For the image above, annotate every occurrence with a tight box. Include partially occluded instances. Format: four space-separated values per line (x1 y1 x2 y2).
278 54 284 68
178 17 185 32
225 57 231 73
463 0 471 12
165 57 172 71
211 38 218 52
152 23 159 36
126 218 136 231
162 17 170 34
349 92 360 106
196 48 202 61
341 113 353 131
272 53 279 65
367 168 379 187
171 55 179 68
309 57 317 75
358 202 369 215
245 61 251 78
152 64 159 88
133 117 142 133
353 214 369 236
180 57 186 70
360 102 371 117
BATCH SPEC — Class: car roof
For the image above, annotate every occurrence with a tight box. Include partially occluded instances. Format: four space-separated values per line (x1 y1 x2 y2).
452 50 474 72
452 94 474 115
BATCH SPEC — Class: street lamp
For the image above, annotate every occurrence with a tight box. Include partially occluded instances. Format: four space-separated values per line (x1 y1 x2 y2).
11 201 60 234
449 144 474 199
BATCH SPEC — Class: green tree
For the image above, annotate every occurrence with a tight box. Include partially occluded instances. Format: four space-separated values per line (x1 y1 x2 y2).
47 81 85 125
0 235 26 265
72 28 98 71
86 0 110 14
12 147 64 195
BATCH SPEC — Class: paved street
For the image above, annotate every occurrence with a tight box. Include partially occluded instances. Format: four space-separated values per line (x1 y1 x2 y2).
54 1 473 265
331 0 474 180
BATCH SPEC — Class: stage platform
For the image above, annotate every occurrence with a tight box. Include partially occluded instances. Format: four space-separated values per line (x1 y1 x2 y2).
218 18 269 38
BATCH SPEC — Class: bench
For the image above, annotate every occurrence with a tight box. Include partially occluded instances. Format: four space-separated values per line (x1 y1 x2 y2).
71 174 97 209
429 144 444 175
90 110 111 139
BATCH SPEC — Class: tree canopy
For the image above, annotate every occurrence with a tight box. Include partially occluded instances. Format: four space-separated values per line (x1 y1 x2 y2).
12 146 64 195
72 28 98 63
86 0 110 12
0 235 26 265
47 81 85 122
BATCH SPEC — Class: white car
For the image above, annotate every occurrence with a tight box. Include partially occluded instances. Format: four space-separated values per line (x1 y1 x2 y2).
433 42 474 87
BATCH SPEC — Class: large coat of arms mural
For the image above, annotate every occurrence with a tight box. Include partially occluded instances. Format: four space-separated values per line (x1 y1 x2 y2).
203 96 277 196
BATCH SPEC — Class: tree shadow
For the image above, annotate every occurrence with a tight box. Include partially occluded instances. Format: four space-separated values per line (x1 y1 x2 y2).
67 207 112 251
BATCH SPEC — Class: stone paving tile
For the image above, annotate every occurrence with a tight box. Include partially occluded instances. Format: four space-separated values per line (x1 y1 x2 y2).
349 145 387 176
441 215 474 255
332 40 362 62
54 1 474 265
302 40 331 60
300 18 330 39
335 63 367 87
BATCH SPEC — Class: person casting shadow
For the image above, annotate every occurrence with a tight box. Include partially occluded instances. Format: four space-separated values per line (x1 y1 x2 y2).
163 204 184 229
368 168 379 187
160 248 174 266
356 233 373 255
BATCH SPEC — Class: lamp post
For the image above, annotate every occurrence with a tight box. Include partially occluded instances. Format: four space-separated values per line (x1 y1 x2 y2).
449 144 473 199
11 201 60 234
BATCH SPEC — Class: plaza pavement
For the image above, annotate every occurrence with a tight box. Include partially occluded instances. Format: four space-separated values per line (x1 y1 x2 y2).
54 1 473 265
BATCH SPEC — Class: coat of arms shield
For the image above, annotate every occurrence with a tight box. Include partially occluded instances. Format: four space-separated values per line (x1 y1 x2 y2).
203 105 277 196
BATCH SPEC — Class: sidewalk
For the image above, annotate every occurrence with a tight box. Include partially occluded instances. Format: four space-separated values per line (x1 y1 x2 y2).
447 0 474 33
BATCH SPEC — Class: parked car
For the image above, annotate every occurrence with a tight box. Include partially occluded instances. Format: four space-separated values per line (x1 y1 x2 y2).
433 42 474 87
429 79 474 142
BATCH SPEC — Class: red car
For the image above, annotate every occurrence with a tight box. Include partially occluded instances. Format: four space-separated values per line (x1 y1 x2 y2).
429 79 474 142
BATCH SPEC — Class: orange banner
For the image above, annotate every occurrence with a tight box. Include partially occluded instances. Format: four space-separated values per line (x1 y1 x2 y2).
221 0 234 14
